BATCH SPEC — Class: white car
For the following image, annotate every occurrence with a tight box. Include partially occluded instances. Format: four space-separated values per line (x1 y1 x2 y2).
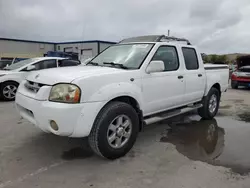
15 35 229 159
0 57 81 100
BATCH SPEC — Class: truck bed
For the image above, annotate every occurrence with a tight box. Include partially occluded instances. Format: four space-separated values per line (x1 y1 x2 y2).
204 64 229 93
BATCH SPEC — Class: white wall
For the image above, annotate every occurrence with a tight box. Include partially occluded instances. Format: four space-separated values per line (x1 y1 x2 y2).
56 43 98 55
100 42 114 53
0 40 116 60
0 40 54 58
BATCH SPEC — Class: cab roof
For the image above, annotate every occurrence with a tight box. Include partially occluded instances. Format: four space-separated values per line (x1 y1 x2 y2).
119 35 191 45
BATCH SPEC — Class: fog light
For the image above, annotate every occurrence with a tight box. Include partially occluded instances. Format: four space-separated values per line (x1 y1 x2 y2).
50 120 59 131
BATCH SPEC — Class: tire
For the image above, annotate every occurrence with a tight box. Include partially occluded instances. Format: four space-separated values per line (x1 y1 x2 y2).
88 101 139 159
231 81 238 89
198 87 220 120
0 81 19 101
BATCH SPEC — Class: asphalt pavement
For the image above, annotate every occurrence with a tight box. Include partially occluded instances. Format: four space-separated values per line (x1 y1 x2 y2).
1 88 250 188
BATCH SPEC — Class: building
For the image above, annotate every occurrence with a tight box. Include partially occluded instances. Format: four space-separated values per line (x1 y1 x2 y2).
55 40 115 61
0 38 116 61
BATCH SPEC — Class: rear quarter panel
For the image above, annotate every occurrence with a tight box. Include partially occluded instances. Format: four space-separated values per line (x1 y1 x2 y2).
204 67 229 95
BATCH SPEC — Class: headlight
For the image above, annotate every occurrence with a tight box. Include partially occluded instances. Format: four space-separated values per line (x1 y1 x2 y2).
49 84 81 103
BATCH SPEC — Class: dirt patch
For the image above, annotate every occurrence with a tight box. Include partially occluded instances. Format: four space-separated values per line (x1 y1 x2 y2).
219 105 232 109
236 111 250 123
225 99 244 103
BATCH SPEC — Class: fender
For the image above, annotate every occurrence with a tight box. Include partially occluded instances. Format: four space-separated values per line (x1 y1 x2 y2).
0 72 25 84
87 82 143 109
204 74 221 96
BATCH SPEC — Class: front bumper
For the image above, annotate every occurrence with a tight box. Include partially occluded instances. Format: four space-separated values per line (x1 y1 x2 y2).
232 80 250 87
15 92 105 137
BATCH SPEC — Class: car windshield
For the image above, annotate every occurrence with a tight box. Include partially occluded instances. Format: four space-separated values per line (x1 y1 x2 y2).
88 43 154 69
4 58 37 70
238 66 250 72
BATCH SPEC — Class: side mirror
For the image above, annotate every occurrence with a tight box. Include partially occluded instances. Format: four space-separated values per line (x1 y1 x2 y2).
146 60 165 73
26 65 36 71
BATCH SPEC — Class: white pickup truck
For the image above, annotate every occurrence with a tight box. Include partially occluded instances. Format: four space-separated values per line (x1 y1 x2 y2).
15 35 229 159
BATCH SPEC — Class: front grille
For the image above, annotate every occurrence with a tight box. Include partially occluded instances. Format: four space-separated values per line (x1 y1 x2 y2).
24 80 46 93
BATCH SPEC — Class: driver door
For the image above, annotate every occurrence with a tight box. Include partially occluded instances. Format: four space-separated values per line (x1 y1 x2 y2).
142 45 185 115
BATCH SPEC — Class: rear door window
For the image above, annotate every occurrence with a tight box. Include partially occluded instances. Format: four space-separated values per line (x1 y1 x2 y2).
58 59 81 67
182 47 199 70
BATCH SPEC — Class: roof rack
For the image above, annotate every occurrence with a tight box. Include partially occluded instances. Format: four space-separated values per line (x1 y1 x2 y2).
157 36 191 45
119 35 191 45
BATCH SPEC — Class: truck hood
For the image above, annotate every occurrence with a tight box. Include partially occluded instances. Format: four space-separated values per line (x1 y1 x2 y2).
26 66 127 85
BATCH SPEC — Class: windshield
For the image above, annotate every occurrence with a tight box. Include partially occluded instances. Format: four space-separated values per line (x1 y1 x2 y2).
239 67 250 72
89 43 154 69
4 58 37 70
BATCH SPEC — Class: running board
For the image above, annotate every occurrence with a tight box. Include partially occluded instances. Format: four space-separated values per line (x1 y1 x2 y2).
144 103 203 125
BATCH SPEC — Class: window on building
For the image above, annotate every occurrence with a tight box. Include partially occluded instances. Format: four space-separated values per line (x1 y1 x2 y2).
1 57 14 61
182 47 199 70
151 46 179 71
57 46 60 51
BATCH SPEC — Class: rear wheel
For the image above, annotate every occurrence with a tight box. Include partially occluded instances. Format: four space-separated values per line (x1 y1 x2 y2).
231 81 238 89
0 81 19 101
88 101 139 159
198 88 220 120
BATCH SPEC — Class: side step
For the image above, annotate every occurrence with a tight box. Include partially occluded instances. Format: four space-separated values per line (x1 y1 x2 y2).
144 103 203 125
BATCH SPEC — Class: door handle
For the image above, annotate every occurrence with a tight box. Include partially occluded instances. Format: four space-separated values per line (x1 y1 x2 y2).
178 75 184 79
198 74 202 77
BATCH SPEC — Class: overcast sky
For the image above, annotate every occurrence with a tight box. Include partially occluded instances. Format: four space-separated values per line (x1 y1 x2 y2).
0 0 250 54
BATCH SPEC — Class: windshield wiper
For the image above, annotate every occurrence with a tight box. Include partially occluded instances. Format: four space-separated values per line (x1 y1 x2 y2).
87 61 99 66
103 62 128 69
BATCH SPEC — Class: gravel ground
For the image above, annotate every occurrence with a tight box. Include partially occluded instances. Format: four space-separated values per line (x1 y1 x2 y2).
0 88 250 188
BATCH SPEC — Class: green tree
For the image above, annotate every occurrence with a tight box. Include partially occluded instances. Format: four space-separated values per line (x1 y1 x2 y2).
210 54 218 63
202 55 210 63
217 55 227 63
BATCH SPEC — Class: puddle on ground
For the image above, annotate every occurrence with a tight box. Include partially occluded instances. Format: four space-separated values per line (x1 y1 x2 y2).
160 115 250 175
62 147 94 160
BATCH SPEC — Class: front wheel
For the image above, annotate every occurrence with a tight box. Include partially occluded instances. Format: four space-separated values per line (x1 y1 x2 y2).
198 88 220 120
88 101 139 159
0 81 19 101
